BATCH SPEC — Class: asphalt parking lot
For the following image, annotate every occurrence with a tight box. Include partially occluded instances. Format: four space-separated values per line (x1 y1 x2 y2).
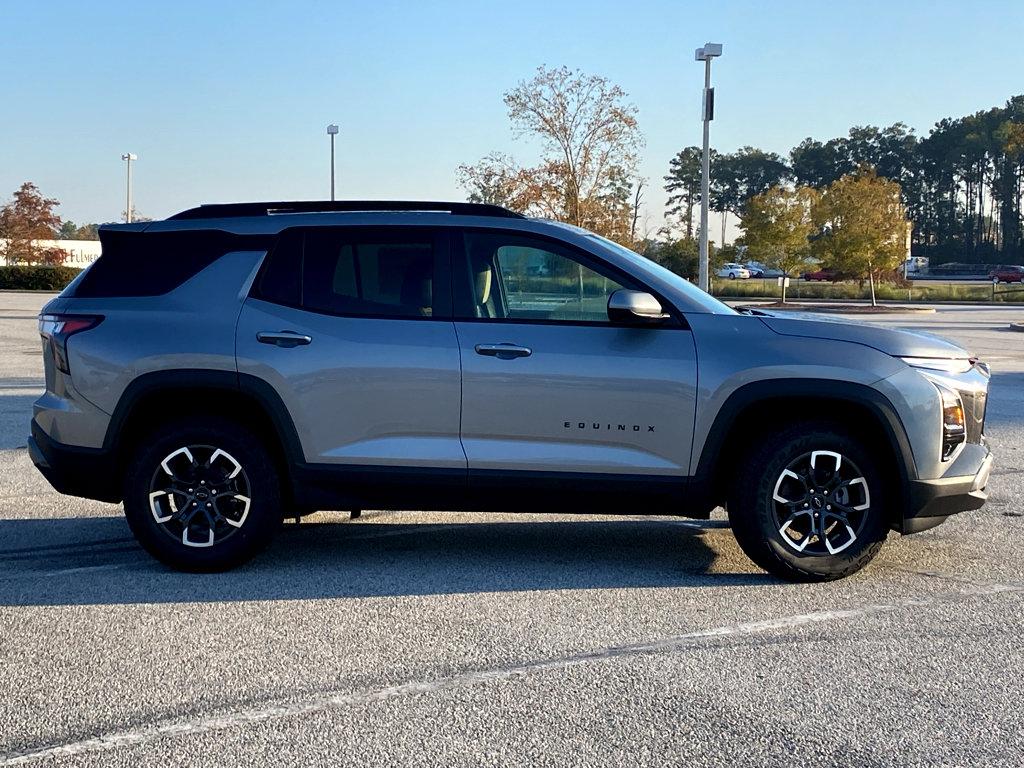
1 292 1022 767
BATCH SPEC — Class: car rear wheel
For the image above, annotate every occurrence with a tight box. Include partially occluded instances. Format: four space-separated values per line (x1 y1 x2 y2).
728 423 888 582
123 417 282 571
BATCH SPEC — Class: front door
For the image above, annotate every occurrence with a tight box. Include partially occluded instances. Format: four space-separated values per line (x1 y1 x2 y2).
452 229 697 508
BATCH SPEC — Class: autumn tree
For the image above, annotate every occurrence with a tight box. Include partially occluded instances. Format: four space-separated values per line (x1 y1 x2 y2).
742 185 819 303
0 182 68 265
812 169 908 306
458 66 643 245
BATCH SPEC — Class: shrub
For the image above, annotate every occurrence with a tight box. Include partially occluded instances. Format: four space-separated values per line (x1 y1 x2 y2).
0 265 82 291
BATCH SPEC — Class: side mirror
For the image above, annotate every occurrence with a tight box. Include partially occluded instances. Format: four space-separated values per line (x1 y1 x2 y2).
607 289 670 324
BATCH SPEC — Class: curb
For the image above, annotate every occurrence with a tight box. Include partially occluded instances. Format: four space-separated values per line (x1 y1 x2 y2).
718 296 1024 307
733 303 936 315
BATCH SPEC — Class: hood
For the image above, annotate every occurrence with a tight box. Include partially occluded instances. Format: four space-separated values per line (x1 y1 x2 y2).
757 312 969 359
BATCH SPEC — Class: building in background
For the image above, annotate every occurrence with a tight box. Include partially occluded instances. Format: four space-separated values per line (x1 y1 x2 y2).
1 239 101 267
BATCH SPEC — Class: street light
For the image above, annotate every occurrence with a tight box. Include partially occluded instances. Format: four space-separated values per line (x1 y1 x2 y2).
695 42 722 293
327 124 339 201
121 153 138 223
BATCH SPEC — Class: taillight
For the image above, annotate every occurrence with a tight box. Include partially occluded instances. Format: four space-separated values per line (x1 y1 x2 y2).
38 314 103 375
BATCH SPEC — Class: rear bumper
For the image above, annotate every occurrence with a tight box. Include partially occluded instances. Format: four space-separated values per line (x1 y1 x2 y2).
903 447 992 534
29 418 122 503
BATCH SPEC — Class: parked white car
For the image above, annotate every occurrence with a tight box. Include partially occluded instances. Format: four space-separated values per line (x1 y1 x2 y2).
717 263 750 279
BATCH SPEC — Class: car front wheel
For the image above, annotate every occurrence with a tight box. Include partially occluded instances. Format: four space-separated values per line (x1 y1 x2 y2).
728 423 888 581
123 416 282 571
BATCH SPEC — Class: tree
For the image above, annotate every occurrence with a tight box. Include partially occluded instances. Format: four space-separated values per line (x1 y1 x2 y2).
812 169 908 306
643 236 698 279
790 137 848 188
121 208 153 223
629 178 645 244
742 185 819 303
709 147 791 240
74 223 100 240
0 182 67 265
458 66 644 245
663 147 704 238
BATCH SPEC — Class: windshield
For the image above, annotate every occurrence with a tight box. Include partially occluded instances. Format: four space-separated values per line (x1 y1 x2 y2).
584 233 736 314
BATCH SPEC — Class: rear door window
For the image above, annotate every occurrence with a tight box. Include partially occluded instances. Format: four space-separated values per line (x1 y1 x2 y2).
252 227 450 319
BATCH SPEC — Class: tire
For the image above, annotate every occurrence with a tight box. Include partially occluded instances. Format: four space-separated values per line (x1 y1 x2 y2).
729 272 737 279
727 422 888 582
123 416 282 571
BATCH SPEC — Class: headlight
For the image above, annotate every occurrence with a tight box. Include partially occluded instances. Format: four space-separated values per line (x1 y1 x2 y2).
933 382 966 461
899 356 974 374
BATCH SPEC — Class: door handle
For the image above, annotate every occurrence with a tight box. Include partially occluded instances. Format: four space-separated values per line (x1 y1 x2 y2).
257 330 312 348
474 343 532 360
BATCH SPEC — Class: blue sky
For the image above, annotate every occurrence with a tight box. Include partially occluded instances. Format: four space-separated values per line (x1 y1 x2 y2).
1 0 1022 231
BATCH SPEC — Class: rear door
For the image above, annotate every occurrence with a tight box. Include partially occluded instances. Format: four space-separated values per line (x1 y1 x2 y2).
452 229 698 508
236 226 465 475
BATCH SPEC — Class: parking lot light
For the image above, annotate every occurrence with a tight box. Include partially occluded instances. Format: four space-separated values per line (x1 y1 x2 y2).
327 124 339 201
695 43 722 293
121 153 138 223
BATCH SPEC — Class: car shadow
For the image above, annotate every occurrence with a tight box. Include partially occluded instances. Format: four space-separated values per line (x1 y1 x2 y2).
0 515 771 606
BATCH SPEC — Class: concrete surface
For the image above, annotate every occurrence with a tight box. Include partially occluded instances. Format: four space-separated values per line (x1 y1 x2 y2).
0 293 1022 767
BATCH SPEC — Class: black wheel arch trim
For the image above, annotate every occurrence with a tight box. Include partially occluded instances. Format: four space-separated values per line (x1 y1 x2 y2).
101 369 307 504
689 378 919 517
103 369 304 458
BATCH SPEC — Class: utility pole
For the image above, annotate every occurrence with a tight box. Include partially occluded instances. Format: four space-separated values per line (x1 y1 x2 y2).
327 124 339 200
695 43 722 292
121 153 138 223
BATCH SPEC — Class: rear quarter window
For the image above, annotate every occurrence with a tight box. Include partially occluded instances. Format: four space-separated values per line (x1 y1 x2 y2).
70 229 271 298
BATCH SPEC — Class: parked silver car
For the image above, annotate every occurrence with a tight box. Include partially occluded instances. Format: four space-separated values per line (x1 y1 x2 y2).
30 201 993 581
744 261 785 279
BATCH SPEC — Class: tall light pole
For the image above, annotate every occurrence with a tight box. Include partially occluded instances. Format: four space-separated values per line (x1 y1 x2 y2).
695 43 722 292
327 124 339 200
121 153 138 223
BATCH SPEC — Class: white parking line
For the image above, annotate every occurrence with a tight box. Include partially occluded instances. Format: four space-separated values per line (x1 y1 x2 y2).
41 564 126 578
3 578 1020 766
0 563 128 584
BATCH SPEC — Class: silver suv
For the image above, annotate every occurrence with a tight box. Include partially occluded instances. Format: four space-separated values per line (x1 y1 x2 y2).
29 201 993 581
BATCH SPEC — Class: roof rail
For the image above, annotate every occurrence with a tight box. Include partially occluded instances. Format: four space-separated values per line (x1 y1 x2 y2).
168 200 525 221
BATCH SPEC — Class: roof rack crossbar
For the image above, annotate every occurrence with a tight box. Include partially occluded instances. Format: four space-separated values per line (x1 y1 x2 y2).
168 200 525 221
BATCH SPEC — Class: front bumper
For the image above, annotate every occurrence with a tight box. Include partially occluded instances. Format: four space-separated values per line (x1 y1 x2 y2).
29 418 122 503
903 445 993 534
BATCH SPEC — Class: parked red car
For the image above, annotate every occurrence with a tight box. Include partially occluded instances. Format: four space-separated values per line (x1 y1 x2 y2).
803 268 839 282
989 265 1024 283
